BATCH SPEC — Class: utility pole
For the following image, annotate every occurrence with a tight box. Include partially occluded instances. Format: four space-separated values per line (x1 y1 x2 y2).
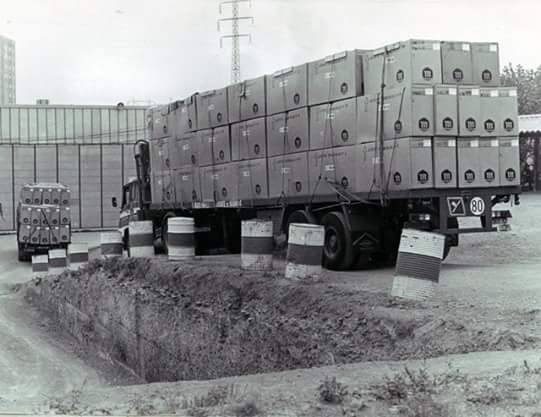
218 0 254 84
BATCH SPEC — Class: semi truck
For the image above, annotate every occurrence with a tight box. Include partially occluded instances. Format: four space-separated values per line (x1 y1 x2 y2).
117 39 521 270
17 183 72 261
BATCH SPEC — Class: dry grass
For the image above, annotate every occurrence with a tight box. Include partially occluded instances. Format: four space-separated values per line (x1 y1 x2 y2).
318 376 348 404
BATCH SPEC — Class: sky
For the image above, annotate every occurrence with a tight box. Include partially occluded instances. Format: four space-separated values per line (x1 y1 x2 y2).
0 0 539 105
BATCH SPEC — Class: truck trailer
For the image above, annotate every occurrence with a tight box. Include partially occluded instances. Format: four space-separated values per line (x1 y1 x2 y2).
117 39 520 270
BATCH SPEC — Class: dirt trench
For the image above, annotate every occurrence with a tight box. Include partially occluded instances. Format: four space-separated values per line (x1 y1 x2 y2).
24 257 541 383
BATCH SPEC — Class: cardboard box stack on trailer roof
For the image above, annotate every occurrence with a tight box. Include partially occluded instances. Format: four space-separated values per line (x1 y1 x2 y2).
145 37 518 209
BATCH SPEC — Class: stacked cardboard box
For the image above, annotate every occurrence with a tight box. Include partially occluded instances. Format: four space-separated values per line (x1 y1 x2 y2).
18 183 71 245
146 38 519 208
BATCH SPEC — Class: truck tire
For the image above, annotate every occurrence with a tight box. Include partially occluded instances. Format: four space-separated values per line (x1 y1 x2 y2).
321 211 355 271
285 210 312 238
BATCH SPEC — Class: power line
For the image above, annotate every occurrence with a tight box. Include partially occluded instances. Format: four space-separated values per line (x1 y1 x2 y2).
218 0 254 84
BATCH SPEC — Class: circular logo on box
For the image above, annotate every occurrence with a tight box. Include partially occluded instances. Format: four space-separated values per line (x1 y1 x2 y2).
165 158 170 168
163 125 168 134
465 169 476 183
191 155 197 164
394 120 403 133
252 103 259 114
465 118 477 132
441 170 453 183
222 187 228 197
396 70 404 82
484 169 495 183
422 67 433 81
295 181 302 192
340 83 349 94
219 150 225 160
341 177 349 188
254 144 261 155
453 68 464 81
393 172 402 185
504 118 514 132
255 184 262 195
418 118 430 131
294 137 302 148
341 130 349 142
192 190 198 201
217 112 223 123
443 117 454 130
188 119 193 129
484 119 495 133
294 93 300 104
506 169 516 181
417 170 429 184
482 70 492 82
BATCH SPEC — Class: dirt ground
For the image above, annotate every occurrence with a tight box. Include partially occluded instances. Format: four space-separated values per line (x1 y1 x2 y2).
4 194 541 415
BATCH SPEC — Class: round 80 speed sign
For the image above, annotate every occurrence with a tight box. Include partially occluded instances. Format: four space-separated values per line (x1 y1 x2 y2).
470 197 485 216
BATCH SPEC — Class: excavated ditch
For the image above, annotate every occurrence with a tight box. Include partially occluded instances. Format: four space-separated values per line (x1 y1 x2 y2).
24 257 540 383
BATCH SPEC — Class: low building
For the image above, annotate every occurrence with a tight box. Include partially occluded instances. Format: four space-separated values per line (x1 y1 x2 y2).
0 103 148 144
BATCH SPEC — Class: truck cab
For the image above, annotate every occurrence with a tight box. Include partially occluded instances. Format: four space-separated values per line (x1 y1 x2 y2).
118 177 143 248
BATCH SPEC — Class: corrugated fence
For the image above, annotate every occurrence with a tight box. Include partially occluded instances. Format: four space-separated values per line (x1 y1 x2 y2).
0 144 137 232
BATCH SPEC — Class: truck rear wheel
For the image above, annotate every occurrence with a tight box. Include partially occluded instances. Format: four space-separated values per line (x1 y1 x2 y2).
321 211 355 271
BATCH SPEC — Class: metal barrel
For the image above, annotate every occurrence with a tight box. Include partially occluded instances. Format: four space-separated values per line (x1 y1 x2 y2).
32 254 49 278
391 228 445 301
241 220 274 271
100 231 123 258
68 243 89 270
48 249 68 274
285 223 324 281
129 221 154 258
168 217 195 261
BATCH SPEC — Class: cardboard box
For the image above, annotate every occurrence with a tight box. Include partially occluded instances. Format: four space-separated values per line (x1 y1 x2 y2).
458 86 481 136
498 137 520 187
267 107 310 157
200 163 239 204
308 50 366 106
457 137 500 188
228 76 266 123
196 88 229 129
308 146 357 196
231 117 267 161
237 158 268 201
266 64 308 115
268 152 310 198
433 137 457 188
364 39 442 95
173 166 201 206
480 87 518 137
433 85 458 136
471 42 500 87
310 97 357 150
440 41 473 84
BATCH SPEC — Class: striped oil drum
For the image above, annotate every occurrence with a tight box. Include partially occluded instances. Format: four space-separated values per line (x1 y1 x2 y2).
32 255 49 278
241 220 273 271
129 221 154 258
100 231 123 258
48 249 68 274
168 217 195 261
391 228 445 301
285 223 324 281
69 243 89 270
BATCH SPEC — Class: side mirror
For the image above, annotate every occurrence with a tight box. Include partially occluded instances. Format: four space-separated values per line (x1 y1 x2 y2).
112 197 118 208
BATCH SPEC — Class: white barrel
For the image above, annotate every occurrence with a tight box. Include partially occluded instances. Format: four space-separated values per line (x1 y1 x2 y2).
391 229 445 301
32 255 49 278
129 221 154 258
100 231 123 258
168 217 195 261
241 220 273 271
48 249 68 274
285 223 324 281
68 243 89 270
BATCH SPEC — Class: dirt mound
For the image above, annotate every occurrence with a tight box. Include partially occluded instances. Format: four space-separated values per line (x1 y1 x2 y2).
28 258 541 382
